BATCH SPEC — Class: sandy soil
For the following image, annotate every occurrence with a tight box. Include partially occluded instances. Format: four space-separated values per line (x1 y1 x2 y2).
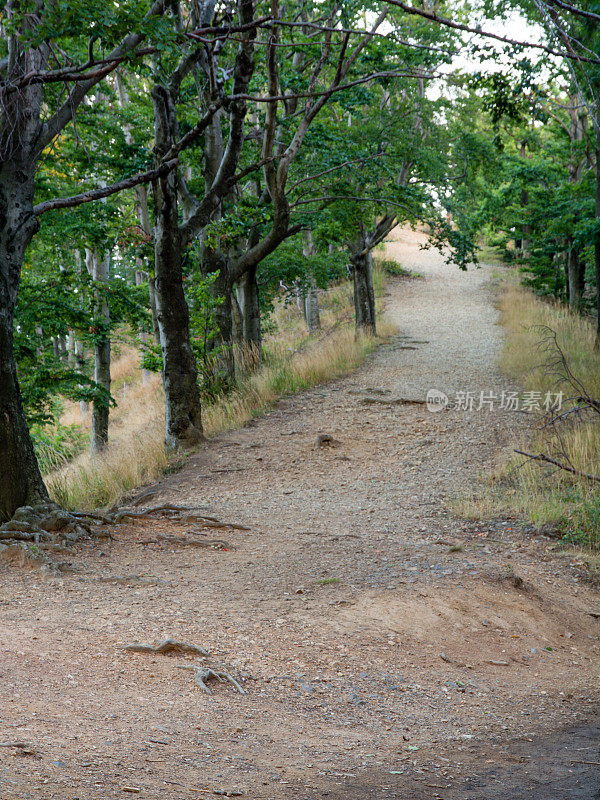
1 228 598 800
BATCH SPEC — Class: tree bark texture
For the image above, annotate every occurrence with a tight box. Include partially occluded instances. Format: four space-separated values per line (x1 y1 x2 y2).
152 85 203 448
86 249 111 455
351 250 377 336
0 41 51 518
567 242 585 311
0 170 50 519
236 263 261 368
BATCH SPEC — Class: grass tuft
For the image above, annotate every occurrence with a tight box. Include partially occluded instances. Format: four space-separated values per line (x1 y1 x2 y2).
455 277 600 549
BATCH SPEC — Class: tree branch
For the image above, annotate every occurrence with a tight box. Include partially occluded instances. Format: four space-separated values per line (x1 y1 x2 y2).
33 159 179 215
514 449 600 483
386 0 600 65
36 0 169 153
544 0 600 23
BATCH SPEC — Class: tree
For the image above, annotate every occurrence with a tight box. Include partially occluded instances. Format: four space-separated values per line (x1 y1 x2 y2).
0 0 174 519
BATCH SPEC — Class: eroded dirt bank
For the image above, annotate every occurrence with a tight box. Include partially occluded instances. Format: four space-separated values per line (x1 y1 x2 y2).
0 228 598 799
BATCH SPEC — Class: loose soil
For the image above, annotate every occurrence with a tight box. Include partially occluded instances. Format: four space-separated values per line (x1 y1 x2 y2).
1 228 598 800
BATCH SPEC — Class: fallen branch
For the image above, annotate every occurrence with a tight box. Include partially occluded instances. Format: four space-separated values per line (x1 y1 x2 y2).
177 664 246 695
514 450 600 483
123 639 209 656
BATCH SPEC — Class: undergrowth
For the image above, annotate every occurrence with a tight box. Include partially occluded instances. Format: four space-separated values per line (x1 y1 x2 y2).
455 276 600 550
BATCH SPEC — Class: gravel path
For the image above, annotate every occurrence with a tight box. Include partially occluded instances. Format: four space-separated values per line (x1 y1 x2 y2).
0 228 598 800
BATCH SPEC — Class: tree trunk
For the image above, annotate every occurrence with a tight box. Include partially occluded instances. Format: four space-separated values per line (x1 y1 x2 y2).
135 266 152 384
351 250 377 336
595 132 600 344
567 243 585 311
152 85 203 449
87 249 111 455
302 230 320 334
211 261 236 385
304 277 321 334
0 173 49 519
152 172 204 449
236 264 261 368
521 188 530 257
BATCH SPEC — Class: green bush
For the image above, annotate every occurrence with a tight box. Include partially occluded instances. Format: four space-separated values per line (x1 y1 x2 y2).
374 258 413 277
31 423 88 475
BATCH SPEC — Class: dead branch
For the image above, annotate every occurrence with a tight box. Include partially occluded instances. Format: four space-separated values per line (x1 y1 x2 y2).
123 639 209 656
176 664 246 695
515 449 600 483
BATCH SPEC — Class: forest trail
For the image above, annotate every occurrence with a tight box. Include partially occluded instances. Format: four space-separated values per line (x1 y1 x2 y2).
1 228 598 800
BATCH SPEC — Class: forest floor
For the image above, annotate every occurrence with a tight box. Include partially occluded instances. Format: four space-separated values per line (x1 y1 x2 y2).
1 228 599 800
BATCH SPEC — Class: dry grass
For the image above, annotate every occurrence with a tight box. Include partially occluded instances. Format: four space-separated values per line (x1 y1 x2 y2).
455 277 600 549
49 373 167 510
48 269 395 511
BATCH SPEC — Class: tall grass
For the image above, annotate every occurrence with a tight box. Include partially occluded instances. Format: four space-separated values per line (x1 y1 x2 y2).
48 268 395 511
456 277 600 549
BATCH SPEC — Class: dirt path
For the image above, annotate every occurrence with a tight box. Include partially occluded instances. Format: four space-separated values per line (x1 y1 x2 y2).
1 229 598 800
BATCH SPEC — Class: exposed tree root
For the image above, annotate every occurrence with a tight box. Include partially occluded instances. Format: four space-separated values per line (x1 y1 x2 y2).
0 504 95 574
139 534 232 550
123 638 209 656
92 504 250 531
0 503 245 575
360 396 426 406
176 664 246 695
314 434 341 449
83 574 167 586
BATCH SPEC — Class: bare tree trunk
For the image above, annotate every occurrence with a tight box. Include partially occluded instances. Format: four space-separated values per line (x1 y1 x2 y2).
135 266 152 384
207 255 236 385
86 249 111 455
152 87 203 448
305 277 321 334
595 116 600 344
0 175 49 519
236 264 261 367
351 250 377 336
152 176 203 447
521 188 530 257
302 230 320 334
567 242 585 311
